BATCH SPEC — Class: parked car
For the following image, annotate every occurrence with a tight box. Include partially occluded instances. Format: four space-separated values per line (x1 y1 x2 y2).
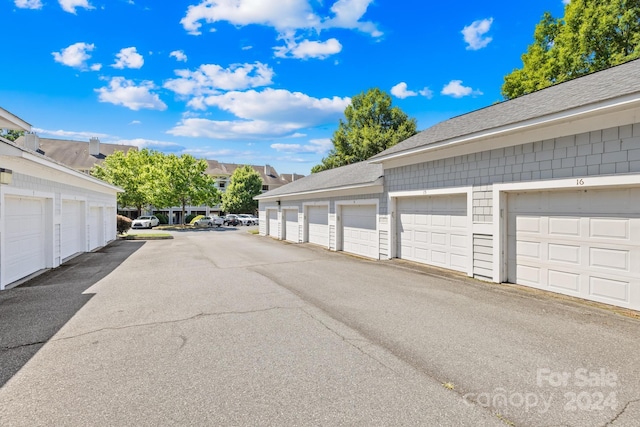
237 214 258 226
131 215 160 229
193 215 223 228
223 214 241 226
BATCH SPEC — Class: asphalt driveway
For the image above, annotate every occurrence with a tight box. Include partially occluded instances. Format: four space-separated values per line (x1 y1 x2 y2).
1 227 638 426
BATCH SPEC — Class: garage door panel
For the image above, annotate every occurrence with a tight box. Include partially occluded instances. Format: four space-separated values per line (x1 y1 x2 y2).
5 197 46 284
590 247 628 270
284 209 299 243
508 188 640 310
307 206 328 247
397 195 469 273
590 277 628 302
590 218 629 239
61 200 83 259
341 205 377 258
268 210 278 238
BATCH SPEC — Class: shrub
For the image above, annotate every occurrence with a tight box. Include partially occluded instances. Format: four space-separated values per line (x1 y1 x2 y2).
155 213 168 224
117 214 132 234
185 214 198 224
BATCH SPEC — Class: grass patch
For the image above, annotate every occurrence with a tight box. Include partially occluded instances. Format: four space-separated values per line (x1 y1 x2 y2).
120 232 173 240
248 229 259 235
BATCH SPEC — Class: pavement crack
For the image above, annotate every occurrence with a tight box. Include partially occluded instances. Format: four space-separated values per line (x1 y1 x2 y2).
50 306 296 342
1 340 47 351
299 307 401 376
603 397 640 426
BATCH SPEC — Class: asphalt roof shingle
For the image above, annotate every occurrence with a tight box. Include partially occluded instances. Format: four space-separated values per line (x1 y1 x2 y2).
256 161 383 199
372 59 640 159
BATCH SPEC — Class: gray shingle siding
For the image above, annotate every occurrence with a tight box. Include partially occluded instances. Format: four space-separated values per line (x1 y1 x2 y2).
387 123 640 223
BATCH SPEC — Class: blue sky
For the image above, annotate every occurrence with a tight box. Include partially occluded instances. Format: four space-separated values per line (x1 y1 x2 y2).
3 0 569 175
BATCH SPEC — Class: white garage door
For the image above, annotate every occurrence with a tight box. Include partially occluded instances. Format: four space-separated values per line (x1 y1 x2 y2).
508 188 640 310
307 205 328 247
5 196 47 284
268 209 279 238
341 205 378 258
89 206 102 250
397 195 469 273
61 200 84 260
284 209 299 243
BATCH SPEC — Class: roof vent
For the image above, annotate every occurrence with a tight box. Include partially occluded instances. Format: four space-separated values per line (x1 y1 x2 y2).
89 137 100 156
23 133 40 151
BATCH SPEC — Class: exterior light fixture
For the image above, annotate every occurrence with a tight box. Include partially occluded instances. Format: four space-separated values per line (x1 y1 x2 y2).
0 168 12 185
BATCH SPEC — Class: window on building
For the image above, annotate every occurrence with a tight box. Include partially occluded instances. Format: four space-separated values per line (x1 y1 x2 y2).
219 182 225 188
262 185 269 191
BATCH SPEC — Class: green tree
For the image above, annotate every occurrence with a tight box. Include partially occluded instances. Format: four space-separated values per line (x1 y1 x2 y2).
502 0 640 99
221 165 262 214
155 154 220 225
1 129 25 141
91 149 157 217
312 88 417 173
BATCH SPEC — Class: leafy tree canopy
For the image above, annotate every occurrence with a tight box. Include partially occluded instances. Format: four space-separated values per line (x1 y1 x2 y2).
502 0 640 99
154 154 220 224
91 149 157 217
1 129 25 142
221 165 262 214
312 88 417 173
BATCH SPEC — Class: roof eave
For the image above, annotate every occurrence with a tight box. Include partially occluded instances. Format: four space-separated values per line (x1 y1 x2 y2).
371 92 640 165
255 177 384 201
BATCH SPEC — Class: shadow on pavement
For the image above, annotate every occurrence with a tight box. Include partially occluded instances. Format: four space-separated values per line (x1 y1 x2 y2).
0 240 144 387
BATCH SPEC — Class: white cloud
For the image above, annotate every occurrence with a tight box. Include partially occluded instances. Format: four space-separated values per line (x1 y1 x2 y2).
164 62 274 96
321 0 382 37
180 0 381 40
169 90 349 139
170 50 188 62
90 63 102 71
168 118 301 139
441 80 483 98
58 0 93 14
462 18 493 50
562 0 571 4
180 0 319 36
15 0 43 9
391 82 416 99
52 42 95 70
33 127 110 140
271 138 332 154
129 120 141 125
96 77 167 111
112 47 144 69
391 82 433 99
188 88 349 125
274 38 342 59
419 87 434 99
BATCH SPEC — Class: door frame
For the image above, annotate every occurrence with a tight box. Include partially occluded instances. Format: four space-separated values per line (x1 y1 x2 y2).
335 199 379 258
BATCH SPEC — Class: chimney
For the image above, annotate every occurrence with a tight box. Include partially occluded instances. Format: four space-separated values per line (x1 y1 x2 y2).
89 137 100 156
264 164 271 176
23 133 40 151
291 173 295 182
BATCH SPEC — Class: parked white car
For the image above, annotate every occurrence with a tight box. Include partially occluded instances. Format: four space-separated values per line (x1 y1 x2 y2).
193 216 224 228
237 214 258 226
131 215 160 229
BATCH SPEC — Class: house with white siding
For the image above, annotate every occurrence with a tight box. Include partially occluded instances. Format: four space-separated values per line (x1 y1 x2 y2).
257 59 640 311
0 107 121 290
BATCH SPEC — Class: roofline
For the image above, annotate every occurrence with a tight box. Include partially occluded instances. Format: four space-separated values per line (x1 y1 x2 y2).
370 91 640 164
1 140 123 192
0 107 32 132
255 178 384 201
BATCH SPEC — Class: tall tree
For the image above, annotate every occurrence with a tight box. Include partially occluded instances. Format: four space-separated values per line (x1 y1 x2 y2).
221 165 262 214
91 149 157 217
0 129 25 142
502 0 640 99
312 88 417 173
155 154 220 225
